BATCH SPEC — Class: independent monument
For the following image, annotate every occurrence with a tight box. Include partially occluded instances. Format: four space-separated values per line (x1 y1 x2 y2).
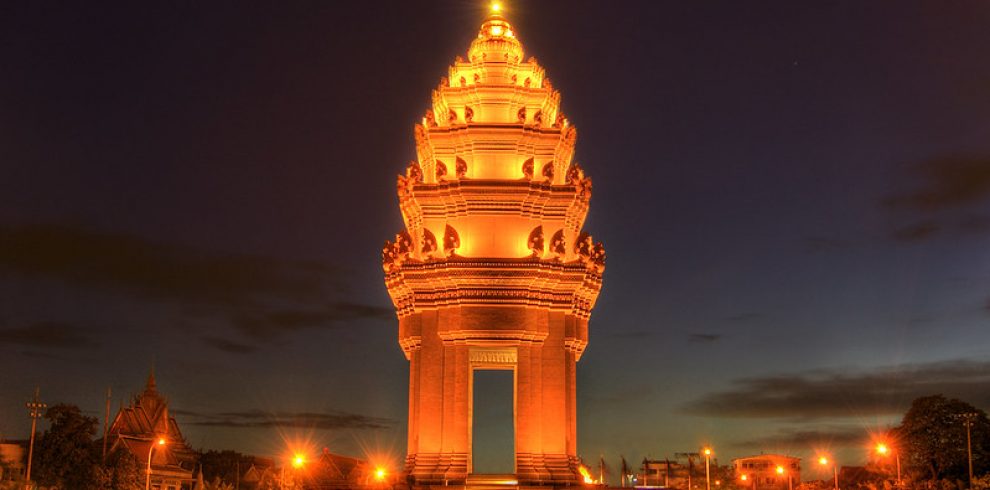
383 6 605 488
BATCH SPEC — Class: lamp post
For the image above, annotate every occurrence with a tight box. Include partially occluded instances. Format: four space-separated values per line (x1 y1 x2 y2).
819 457 839 490
876 443 900 486
146 437 166 490
24 388 46 490
703 448 712 490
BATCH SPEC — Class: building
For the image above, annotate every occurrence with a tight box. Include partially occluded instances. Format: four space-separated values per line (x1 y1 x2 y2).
382 4 605 488
298 448 374 489
733 455 801 490
0 441 26 483
106 370 197 490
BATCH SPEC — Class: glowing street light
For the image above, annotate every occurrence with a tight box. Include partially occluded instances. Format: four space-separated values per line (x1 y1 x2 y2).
703 448 713 490
875 443 901 486
819 456 839 490
740 473 754 490
376 467 387 482
146 436 167 490
292 454 305 469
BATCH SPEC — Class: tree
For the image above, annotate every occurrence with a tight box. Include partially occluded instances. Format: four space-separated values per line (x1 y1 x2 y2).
199 449 254 486
897 395 990 482
96 446 143 490
33 403 101 489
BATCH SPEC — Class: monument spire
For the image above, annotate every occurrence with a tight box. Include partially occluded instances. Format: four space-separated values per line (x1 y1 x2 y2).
384 6 605 488
145 362 157 393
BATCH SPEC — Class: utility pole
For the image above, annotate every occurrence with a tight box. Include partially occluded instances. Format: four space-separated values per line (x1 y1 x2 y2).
102 387 111 463
25 388 46 490
957 413 979 488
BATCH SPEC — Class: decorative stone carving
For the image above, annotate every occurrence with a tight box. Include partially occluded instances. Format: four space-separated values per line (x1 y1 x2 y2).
524 77 531 87
459 76 466 87
554 112 565 128
448 108 457 123
381 240 398 272
382 230 415 272
522 158 534 179
469 347 517 365
436 160 448 180
517 107 526 123
424 109 436 127
422 228 438 255
406 161 423 182
541 161 554 182
473 73 480 84
396 230 414 256
443 224 460 256
574 233 605 272
528 226 544 256
455 157 467 179
591 242 606 272
464 106 474 123
550 229 566 256
575 232 593 258
566 163 584 184
533 109 543 125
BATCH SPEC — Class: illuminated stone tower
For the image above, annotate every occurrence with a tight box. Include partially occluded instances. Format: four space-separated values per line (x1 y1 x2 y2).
383 7 604 488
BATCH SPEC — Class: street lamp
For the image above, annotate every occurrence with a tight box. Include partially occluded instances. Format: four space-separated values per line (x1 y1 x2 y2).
703 448 713 490
818 456 839 490
875 443 900 486
146 437 166 490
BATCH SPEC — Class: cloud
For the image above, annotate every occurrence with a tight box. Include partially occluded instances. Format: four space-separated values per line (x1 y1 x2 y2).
175 408 393 430
689 333 721 343
729 426 869 450
885 156 990 211
883 156 990 242
724 312 763 323
0 223 391 342
201 336 256 354
804 236 850 253
0 223 336 307
891 221 940 242
609 330 654 339
680 358 990 419
0 322 95 349
233 302 392 339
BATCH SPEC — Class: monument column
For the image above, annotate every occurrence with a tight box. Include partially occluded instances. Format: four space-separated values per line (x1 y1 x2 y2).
384 7 605 489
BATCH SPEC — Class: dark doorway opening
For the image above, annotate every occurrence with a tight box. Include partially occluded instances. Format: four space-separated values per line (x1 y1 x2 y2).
472 369 514 474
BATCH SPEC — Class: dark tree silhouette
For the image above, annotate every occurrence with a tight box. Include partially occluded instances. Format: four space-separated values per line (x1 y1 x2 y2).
898 395 990 482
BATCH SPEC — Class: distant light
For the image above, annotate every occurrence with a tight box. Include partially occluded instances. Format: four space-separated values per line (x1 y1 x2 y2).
157 437 166 446
293 455 305 468
375 468 386 481
776 466 785 475
819 457 828 466
491 2 502 13
741 475 748 481
704 448 712 456
876 444 889 455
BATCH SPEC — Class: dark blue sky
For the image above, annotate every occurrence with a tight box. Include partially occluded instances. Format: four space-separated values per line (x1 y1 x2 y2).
1 0 989 477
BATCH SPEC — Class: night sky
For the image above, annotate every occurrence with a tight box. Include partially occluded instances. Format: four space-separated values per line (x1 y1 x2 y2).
2 0 990 477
